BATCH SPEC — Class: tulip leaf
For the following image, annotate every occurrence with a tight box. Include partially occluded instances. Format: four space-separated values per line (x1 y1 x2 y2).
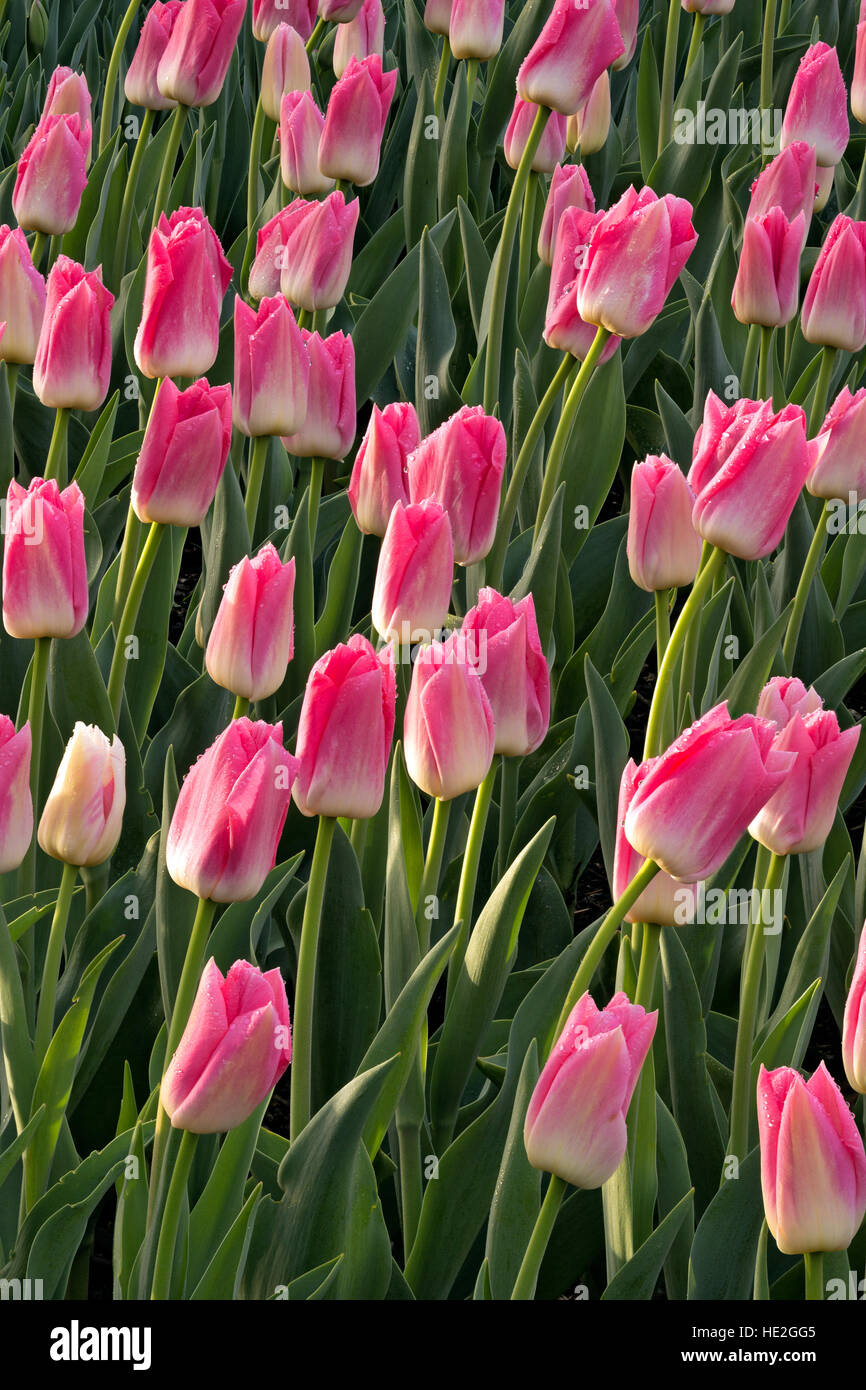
718 602 794 718
687 1147 764 1300
403 70 438 252
484 1040 541 1300
276 489 314 708
561 353 627 567
197 451 251 648
656 1096 695 1301
187 1101 268 1292
0 1106 45 1198
437 60 469 226
313 515 364 659
189 1183 262 1301
510 485 562 658
585 654 629 887
601 1188 694 1301
143 672 233 812
48 627 115 738
284 1254 344 1301
416 229 460 434
636 27 661 182
403 0 439 94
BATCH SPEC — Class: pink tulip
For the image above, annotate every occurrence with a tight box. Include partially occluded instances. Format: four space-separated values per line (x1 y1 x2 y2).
134 207 233 379
627 455 701 592
801 216 866 352
854 21 866 127
131 377 233 526
279 90 334 195
567 71 611 156
758 1063 866 1254
42 67 92 160
517 0 625 117
320 0 365 18
612 0 639 68
33 256 113 412
461 588 551 757
12 114 89 235
348 401 420 536
576 185 697 338
756 676 822 731
248 202 309 301
681 0 734 11
504 99 567 174
166 718 297 902
2 478 88 639
807 387 866 500
688 394 810 560
781 42 849 170
732 207 804 328
38 723 126 868
544 206 622 362
205 544 296 701
749 711 859 856
403 633 495 800
233 294 309 438
319 55 397 186
262 22 311 121
614 760 698 926
161 958 292 1133
406 405 506 565
449 0 505 61
371 498 454 644
278 191 358 310
333 0 385 78
157 0 247 108
524 992 657 1188
252 0 317 42
843 923 866 1094
0 225 45 364
747 141 816 227
537 163 595 268
0 717 32 875
125 2 183 110
293 634 396 818
623 702 796 881
424 0 452 35
281 329 356 460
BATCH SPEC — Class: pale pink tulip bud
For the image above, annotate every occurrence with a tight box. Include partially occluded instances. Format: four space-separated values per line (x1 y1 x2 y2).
43 67 92 161
38 724 125 868
157 0 247 108
544 206 622 361
801 216 866 352
517 0 625 116
854 22 866 127
0 225 46 364
449 0 505 61
252 0 318 42
614 759 698 926
2 478 88 639
333 0 385 78
248 202 309 300
134 207 233 379
279 90 334 195
206 545 296 701
843 923 866 1094
747 141 816 227
627 456 701 592
372 498 454 643
566 70 611 156
12 113 89 235
681 0 735 12
320 0 365 18
33 257 113 411
281 329 356 460
807 387 866 500
0 717 32 874
424 0 452 35
504 98 567 174
781 42 849 169
461 587 551 757
749 711 859 856
732 207 805 329
262 22 311 121
124 2 183 110
278 191 358 310
348 401 420 536
319 54 397 186
233 294 309 438
537 163 595 267
612 0 638 67
131 377 233 526
406 405 506 565
756 676 822 731
403 632 495 800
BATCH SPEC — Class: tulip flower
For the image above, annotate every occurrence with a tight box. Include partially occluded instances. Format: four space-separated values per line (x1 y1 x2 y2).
681 0 735 11
756 676 822 731
2 478 88 639
134 207 233 379
348 401 420 536
627 455 701 592
732 207 805 329
262 23 311 122
843 923 866 1094
612 0 639 68
32 256 113 412
566 71 611 156
854 19 866 127
248 202 309 301
623 701 796 881
688 394 810 560
537 163 595 267
283 329 355 460
757 1063 866 1254
278 191 358 310
161 958 292 1133
371 498 454 644
517 0 625 117
524 992 657 1188
125 2 183 110
449 0 505 61
131 377 233 526
38 723 126 867
749 711 860 857
293 635 396 818
424 0 451 34
406 405 506 565
780 43 849 171
747 141 816 228
252 0 317 42
166 719 297 902
461 588 550 757
319 55 397 187
0 717 33 874
801 216 866 353
42 67 92 158
333 0 385 78
614 759 698 926
576 185 698 339
504 99 567 174
206 545 296 702
403 633 495 800
807 388 866 500
12 113 90 235
320 0 365 18
157 0 247 108
233 295 309 438
0 225 46 364
544 207 622 362
279 91 334 196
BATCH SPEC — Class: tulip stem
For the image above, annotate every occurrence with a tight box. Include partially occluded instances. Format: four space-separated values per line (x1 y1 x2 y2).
534 327 611 543
306 16 327 54
497 755 518 878
433 36 451 118
232 695 250 720
115 105 155 289
684 13 704 76
634 922 660 1011
150 1128 197 1300
151 103 187 231
658 0 681 156
107 520 167 724
803 1251 823 1301
483 104 551 416
760 0 778 143
247 95 267 243
0 902 36 1133
757 326 774 403
33 862 78 1070
511 1174 566 1300
808 345 837 439
113 505 144 636
19 635 51 898
741 323 760 398
290 815 336 1141
446 763 497 1006
244 434 269 539
517 173 538 306
44 408 69 487
99 0 140 157
648 591 674 758
781 502 830 675
777 0 791 31
417 797 451 951
30 232 47 271
308 457 324 553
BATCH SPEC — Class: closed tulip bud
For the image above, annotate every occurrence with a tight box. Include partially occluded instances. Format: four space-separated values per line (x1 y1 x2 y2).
125 2 183 109
537 163 595 267
424 0 451 35
758 1063 866 1254
252 0 317 42
854 22 866 127
524 992 657 1188
749 711 859 856
449 0 505 61
732 208 805 329
808 387 866 500
262 22 311 121
157 0 247 108
38 724 125 867
756 676 822 731
461 588 550 756
843 924 866 1094
517 0 625 117
544 206 622 361
43 67 92 160
612 0 639 68
781 43 849 170
348 401 420 536
320 0 365 19
233 294 309 438
33 256 113 411
2 478 88 639
206 545 296 701
688 394 810 560
0 718 32 874
279 90 333 195
681 0 734 11
567 71 611 156
371 498 454 643
282 329 356 460
162 958 292 1133
134 207 233 379
333 0 385 78
167 719 297 902
407 405 506 565
249 203 308 301
12 113 90 235
404 633 495 799
614 759 698 926
504 99 567 174
131 377 233 526
747 141 816 227
801 216 866 352
627 456 701 592
0 226 46 364
576 185 697 338
293 634 395 818
278 191 358 310
319 55 397 186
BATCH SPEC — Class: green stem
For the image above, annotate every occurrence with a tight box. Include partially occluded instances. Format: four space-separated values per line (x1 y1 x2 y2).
803 1251 823 1301
517 173 538 306
107 521 167 723
684 12 705 75
534 328 610 542
290 815 336 1141
150 1129 197 1300
244 434 269 538
19 636 50 897
0 902 37 1133
433 36 451 117
760 0 778 143
308 457 324 552
247 95 267 240
349 816 367 863
113 504 144 635
115 106 154 288
416 797 451 951
647 591 673 758
43 408 69 486
447 764 497 1000
757 325 774 402
808 345 837 438
397 1122 423 1261
232 695 250 721
6 361 19 414
99 0 140 156
781 502 829 674
464 57 478 113
511 1175 566 1299
634 922 660 1010
741 323 760 398
497 755 518 878
33 861 77 1068
306 15 327 54
658 0 681 156
30 232 47 271
151 104 186 231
